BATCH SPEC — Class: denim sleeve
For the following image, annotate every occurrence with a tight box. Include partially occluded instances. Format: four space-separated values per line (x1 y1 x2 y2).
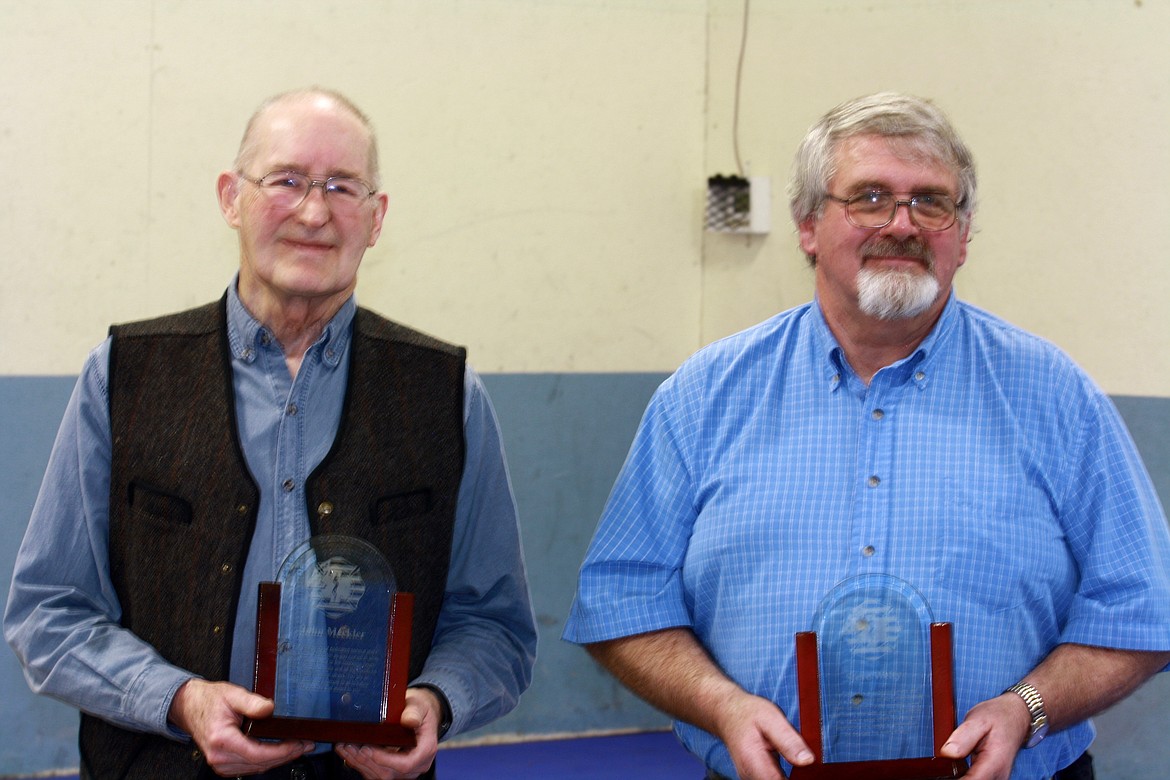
410 366 537 739
3 339 194 737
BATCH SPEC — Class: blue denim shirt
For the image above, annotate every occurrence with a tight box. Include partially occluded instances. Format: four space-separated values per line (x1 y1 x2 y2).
5 282 536 742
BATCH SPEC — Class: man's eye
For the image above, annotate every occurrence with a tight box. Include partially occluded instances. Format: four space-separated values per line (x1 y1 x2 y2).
852 192 890 210
326 179 361 198
264 173 305 189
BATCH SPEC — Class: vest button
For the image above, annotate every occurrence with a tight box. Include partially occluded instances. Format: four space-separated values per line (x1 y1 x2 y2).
212 625 223 635
236 504 249 516
318 501 334 518
221 563 232 574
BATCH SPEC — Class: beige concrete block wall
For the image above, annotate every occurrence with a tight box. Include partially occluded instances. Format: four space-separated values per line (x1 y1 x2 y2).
2 0 1166 384
703 0 1170 396
1 0 708 375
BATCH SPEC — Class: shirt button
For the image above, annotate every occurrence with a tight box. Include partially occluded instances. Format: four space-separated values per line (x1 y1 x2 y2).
867 475 881 488
286 403 298 416
914 371 926 381
862 545 876 557
872 409 885 420
282 479 295 492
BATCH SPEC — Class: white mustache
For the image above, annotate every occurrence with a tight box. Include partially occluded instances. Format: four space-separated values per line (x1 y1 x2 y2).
862 238 933 268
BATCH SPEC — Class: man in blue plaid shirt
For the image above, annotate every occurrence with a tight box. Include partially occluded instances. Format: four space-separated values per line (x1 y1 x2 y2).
564 93 1170 780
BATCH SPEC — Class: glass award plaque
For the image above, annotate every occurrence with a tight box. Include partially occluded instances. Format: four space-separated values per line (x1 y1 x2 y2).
245 535 415 746
790 575 966 780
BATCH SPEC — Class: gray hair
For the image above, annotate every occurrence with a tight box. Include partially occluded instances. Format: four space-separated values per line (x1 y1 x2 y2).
233 87 381 188
787 92 976 231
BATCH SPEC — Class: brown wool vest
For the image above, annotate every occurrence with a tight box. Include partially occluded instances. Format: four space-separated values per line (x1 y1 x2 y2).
80 297 465 779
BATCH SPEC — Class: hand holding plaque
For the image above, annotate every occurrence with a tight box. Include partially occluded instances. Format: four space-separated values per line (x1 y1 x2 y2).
245 535 415 746
790 575 967 780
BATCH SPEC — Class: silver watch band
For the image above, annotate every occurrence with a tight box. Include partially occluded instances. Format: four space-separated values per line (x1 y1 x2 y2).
1006 681 1049 748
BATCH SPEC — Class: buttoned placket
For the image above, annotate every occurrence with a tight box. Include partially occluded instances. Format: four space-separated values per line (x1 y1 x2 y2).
846 358 926 579
853 375 888 577
257 330 318 576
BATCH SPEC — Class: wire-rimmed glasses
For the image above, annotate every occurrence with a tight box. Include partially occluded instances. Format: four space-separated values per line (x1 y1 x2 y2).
825 191 960 232
239 170 377 212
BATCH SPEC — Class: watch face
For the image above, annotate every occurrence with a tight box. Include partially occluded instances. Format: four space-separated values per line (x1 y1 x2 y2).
1025 719 1049 748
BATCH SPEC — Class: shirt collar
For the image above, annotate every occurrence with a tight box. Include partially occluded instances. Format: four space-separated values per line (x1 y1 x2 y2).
812 290 959 391
225 275 356 370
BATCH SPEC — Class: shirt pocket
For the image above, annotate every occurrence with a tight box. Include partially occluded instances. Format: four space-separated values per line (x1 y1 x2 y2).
935 478 1068 615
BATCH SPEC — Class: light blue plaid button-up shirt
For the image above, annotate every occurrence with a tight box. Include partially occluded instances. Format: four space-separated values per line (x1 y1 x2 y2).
565 295 1170 780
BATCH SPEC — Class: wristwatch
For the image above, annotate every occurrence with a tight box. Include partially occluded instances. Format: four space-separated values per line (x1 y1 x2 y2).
1006 681 1049 748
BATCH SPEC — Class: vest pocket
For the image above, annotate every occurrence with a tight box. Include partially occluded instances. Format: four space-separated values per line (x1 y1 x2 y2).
373 488 433 524
128 480 193 526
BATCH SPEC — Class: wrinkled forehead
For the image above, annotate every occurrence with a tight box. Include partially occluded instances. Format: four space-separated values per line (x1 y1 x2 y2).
831 133 960 192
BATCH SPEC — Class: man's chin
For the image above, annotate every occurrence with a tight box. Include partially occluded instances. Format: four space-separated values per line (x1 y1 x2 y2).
856 267 940 320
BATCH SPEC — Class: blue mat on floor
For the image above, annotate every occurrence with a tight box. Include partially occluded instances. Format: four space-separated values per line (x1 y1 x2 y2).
4 731 704 780
441 731 703 778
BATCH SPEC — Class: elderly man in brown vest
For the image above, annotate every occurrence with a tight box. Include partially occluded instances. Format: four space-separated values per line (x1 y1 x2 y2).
5 89 537 780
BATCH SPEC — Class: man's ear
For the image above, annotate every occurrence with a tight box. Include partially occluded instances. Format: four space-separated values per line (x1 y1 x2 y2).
216 171 242 228
367 192 390 247
798 214 819 259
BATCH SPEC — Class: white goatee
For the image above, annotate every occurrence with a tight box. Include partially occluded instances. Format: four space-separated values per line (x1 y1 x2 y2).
856 266 940 320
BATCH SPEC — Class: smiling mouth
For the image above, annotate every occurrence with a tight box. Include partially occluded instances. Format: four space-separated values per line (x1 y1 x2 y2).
283 238 335 252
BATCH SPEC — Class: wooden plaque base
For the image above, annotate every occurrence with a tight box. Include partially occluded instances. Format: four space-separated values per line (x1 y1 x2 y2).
789 622 967 780
245 581 416 746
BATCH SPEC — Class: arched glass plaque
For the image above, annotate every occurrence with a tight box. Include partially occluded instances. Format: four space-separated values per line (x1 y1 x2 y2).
790 574 966 780
246 535 415 746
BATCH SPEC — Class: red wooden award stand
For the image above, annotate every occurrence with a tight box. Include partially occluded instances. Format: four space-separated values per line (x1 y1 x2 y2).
245 582 416 747
789 622 967 780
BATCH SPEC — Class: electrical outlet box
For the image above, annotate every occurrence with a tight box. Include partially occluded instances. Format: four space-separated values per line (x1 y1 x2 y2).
705 174 771 235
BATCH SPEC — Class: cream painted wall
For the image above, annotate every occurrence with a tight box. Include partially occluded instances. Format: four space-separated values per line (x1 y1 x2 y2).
3 1 1167 389
0 0 707 376
703 0 1170 396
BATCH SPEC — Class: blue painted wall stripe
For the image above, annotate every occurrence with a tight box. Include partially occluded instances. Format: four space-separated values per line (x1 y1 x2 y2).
1 375 1168 776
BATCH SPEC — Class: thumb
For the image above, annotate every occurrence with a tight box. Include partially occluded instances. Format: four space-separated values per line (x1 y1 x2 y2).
225 687 277 720
399 698 427 729
940 721 980 760
401 687 445 730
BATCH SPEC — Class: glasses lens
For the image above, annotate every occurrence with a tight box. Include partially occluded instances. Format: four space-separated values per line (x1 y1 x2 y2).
323 178 370 208
257 172 310 209
910 194 956 230
846 192 895 228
